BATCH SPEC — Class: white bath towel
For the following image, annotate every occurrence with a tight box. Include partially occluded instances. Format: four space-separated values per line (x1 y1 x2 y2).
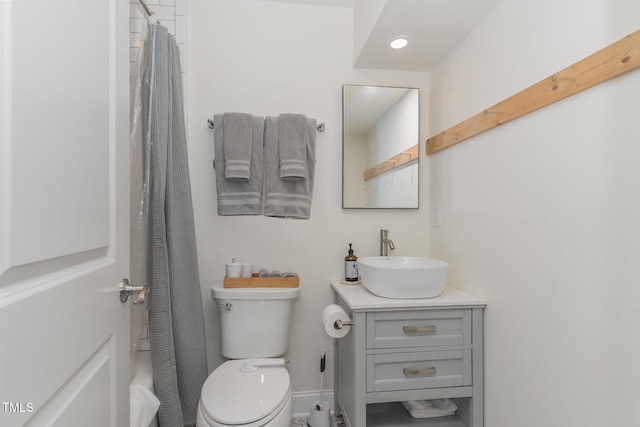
278 113 307 181
223 112 252 181
401 399 458 419
214 114 264 215
130 384 160 427
264 116 316 219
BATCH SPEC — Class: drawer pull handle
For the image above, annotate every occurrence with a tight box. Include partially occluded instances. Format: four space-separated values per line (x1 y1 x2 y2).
403 367 436 376
403 325 436 333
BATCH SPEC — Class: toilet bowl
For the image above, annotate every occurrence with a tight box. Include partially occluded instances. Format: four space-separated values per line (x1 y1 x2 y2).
196 359 292 427
197 284 299 427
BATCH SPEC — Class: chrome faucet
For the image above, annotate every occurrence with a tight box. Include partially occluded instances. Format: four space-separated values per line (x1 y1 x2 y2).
380 229 395 256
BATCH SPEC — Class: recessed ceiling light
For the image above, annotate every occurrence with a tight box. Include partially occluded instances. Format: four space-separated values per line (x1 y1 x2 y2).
390 38 408 49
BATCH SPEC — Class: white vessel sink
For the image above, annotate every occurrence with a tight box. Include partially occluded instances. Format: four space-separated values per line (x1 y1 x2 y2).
357 256 448 299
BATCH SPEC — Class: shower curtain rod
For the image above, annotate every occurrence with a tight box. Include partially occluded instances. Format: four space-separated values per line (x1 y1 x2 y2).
207 118 326 132
139 0 160 24
139 0 153 18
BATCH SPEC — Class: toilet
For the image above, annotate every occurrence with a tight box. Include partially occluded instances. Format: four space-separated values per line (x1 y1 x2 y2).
196 283 299 427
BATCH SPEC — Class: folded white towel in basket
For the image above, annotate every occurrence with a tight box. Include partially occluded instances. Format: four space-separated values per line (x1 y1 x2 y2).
401 398 458 419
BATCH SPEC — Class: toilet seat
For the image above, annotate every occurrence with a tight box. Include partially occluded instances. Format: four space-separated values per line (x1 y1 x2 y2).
199 359 291 426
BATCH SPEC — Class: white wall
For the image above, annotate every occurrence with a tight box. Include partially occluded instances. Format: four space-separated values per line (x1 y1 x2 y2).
186 0 430 393
367 90 418 164
366 89 419 207
343 133 368 206
428 1 640 425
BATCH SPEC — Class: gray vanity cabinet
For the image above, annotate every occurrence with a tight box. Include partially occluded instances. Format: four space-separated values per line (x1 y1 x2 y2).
331 281 485 427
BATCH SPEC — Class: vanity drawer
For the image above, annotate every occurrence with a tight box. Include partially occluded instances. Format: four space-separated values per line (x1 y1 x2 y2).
366 350 472 392
366 309 471 349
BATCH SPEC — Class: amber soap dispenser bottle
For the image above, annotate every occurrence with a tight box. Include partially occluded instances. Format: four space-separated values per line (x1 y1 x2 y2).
344 243 359 282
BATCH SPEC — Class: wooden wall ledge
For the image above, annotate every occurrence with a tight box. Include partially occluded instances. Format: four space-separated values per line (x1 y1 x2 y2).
426 29 640 155
364 144 419 181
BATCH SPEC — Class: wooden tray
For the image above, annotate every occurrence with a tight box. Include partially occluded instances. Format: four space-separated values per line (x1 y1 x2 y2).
223 273 299 288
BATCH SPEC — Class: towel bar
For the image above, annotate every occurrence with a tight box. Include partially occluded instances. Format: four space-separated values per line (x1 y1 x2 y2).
207 117 325 132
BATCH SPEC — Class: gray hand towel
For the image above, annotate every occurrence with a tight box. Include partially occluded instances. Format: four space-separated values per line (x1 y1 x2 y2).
264 116 316 219
223 112 252 181
214 114 264 215
278 113 307 181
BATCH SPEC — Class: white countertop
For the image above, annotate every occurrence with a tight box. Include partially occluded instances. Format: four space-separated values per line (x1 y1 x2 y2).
330 279 486 311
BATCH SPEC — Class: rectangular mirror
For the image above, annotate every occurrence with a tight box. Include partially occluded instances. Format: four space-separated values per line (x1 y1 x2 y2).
342 85 419 209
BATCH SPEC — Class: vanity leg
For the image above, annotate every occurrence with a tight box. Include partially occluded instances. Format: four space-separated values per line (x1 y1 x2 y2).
471 307 484 426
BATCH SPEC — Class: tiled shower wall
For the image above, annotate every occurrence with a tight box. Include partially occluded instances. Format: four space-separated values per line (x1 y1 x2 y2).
129 0 186 86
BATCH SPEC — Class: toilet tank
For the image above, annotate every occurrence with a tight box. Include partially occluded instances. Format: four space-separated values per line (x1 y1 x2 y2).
211 283 299 359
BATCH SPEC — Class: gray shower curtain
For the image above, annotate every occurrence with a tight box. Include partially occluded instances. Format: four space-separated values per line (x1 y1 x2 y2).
140 24 208 427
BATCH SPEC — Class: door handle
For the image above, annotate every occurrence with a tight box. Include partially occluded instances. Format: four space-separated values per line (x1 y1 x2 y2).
119 278 147 304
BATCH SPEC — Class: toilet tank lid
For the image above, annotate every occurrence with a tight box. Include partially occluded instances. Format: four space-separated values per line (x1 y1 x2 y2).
211 282 299 300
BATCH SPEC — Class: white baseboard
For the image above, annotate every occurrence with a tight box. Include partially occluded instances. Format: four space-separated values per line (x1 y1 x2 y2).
292 390 335 417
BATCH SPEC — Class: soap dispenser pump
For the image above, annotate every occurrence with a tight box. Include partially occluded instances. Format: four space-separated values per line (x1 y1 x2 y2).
344 243 359 282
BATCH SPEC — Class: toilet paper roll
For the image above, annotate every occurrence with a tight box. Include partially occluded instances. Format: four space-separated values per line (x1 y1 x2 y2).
322 304 351 338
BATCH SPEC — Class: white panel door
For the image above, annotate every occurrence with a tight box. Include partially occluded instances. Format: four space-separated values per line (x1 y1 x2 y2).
0 0 130 426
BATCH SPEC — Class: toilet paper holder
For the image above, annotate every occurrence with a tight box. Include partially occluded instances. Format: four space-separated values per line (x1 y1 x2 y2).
323 304 353 338
333 318 353 330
